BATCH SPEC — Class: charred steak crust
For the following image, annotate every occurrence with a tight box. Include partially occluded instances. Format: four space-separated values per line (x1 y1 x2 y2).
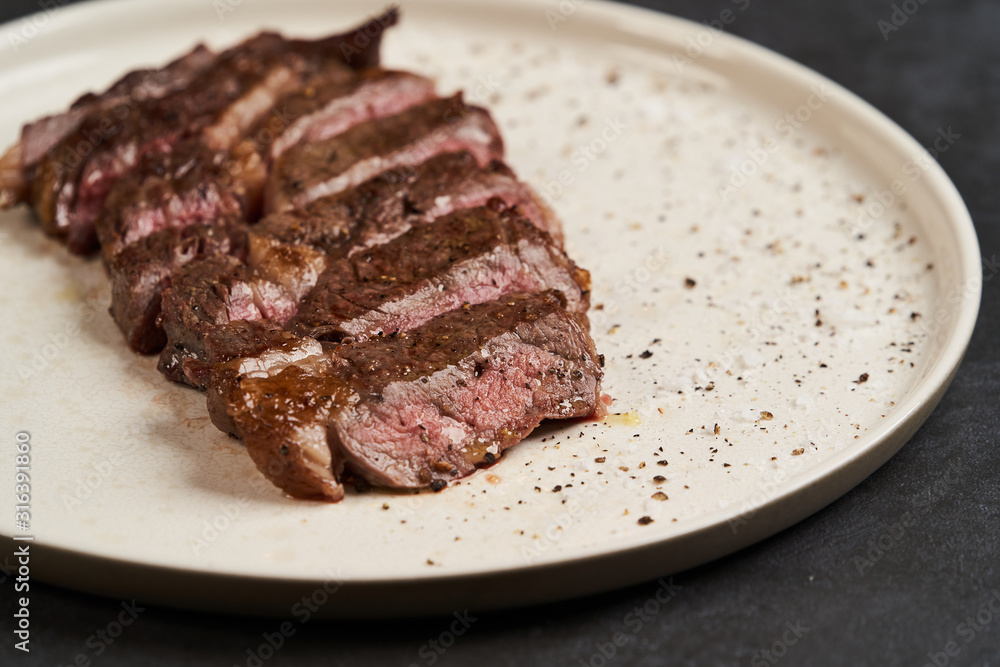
157 201 587 379
212 292 602 500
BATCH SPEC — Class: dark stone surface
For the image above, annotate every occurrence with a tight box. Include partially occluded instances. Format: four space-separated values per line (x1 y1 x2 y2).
1 0 997 665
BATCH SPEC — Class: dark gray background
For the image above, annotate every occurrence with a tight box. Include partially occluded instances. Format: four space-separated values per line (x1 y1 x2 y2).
1 0 997 665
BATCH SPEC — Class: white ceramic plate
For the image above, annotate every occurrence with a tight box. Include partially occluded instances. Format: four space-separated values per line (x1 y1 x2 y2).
0 0 980 617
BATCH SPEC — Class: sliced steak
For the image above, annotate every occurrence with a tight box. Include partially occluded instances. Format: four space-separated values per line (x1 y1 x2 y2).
267 69 437 160
157 256 264 384
29 33 295 252
246 231 328 323
96 140 262 262
210 291 603 500
7 41 216 195
267 94 504 212
202 321 321 430
107 220 248 354
290 201 590 342
22 10 397 254
157 236 327 384
258 151 563 254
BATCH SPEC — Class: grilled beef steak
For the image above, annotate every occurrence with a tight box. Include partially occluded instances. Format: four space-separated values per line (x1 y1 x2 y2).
290 200 589 342
3 10 605 502
0 44 216 209
108 219 248 353
267 94 504 212
5 9 398 255
157 200 586 384
257 151 562 254
209 292 602 500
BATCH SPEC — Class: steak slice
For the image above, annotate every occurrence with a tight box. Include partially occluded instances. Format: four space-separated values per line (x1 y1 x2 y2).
202 321 322 432
30 33 295 253
157 237 327 384
155 197 579 379
210 291 603 500
267 94 504 212
157 256 264 384
95 140 262 263
0 37 208 210
107 220 248 354
266 69 437 161
257 151 563 254
19 44 216 173
290 201 590 342
23 10 398 255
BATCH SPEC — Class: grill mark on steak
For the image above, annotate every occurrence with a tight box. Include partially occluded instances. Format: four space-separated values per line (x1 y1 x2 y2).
290 202 590 342
267 94 504 213
210 292 602 500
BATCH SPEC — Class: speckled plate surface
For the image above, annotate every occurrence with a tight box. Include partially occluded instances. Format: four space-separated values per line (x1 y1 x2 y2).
0 0 980 617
